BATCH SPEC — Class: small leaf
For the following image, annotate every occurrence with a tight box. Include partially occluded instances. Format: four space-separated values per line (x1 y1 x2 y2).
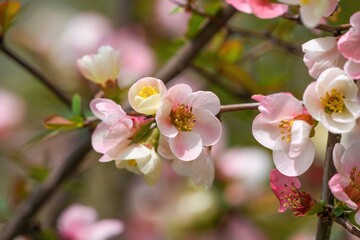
333 206 345 217
24 129 61 148
29 166 49 182
186 14 205 39
71 94 82 116
0 1 21 35
43 115 83 130
130 120 155 144
307 201 324 216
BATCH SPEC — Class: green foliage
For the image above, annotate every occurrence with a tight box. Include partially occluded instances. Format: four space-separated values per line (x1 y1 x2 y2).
186 14 205 39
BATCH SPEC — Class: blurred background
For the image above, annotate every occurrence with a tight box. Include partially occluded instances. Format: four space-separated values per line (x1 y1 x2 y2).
0 0 359 239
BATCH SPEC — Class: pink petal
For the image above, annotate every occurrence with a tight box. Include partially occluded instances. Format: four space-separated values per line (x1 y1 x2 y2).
192 108 222 146
169 131 202 161
156 99 178 138
324 0 338 17
183 91 221 115
90 98 130 126
91 122 112 153
288 121 312 158
157 134 174 160
329 174 357 210
350 11 360 31
333 143 346 175
252 115 280 149
82 220 124 240
226 0 253 14
355 211 360 225
341 142 360 175
273 137 315 176
166 84 193 106
249 0 288 19
338 28 360 62
345 60 360 79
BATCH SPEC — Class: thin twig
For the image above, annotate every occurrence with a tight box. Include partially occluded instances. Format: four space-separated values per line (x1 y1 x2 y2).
220 102 259 113
334 217 360 238
155 3 237 82
0 132 92 240
0 41 71 107
316 132 341 240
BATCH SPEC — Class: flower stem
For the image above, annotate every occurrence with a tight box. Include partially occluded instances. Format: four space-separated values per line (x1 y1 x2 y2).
315 132 341 240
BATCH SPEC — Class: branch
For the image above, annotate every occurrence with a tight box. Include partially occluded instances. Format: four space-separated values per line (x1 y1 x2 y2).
316 132 341 240
0 132 92 240
0 40 71 107
335 217 360 238
155 3 237 82
220 102 259 113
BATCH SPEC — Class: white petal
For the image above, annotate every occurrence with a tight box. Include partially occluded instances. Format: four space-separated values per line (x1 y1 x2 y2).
333 143 345 175
252 115 280 149
191 149 215 189
289 121 312 158
192 108 222 146
183 91 221 115
320 111 356 134
113 144 150 160
169 131 202 161
303 82 322 121
300 0 327 28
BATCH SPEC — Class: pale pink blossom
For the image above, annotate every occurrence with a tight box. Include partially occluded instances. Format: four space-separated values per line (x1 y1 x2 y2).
270 169 314 216
252 93 315 176
303 67 360 134
226 0 288 19
57 204 124 240
338 11 360 79
278 0 338 28
77 46 120 87
302 37 346 79
128 77 167 115
156 84 222 161
329 142 360 224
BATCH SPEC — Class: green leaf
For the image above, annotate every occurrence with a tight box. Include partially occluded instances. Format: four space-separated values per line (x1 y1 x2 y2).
29 166 49 182
307 201 324 216
71 94 82 116
130 120 155 144
333 206 345 217
186 14 205 39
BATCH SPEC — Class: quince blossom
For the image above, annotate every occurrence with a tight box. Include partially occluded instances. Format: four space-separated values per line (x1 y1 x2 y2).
329 142 360 224
156 84 222 161
277 0 338 28
226 0 288 19
128 77 167 115
77 45 120 87
270 169 314 216
303 67 360 134
302 37 346 79
252 93 315 176
338 11 360 79
57 204 124 240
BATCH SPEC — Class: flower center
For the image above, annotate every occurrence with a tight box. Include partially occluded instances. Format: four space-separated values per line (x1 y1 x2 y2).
138 86 158 99
280 183 313 216
279 120 293 142
345 167 360 203
128 160 138 167
170 104 196 131
321 88 345 114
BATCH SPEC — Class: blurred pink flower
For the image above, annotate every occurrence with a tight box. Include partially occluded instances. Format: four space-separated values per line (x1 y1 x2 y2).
338 11 360 79
156 84 222 161
270 169 314 216
252 93 315 176
329 142 360 224
0 89 25 138
57 204 124 240
227 0 288 19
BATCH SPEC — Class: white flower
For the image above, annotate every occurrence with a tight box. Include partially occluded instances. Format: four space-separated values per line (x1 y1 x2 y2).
128 77 167 115
303 67 360 133
77 45 120 86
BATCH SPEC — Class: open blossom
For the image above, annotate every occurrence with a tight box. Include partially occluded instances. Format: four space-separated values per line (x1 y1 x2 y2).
303 67 360 134
270 169 314 216
226 0 288 19
57 204 124 240
338 11 360 79
77 45 120 87
252 93 315 176
329 142 360 224
302 37 346 79
156 84 222 161
278 0 338 28
128 77 167 115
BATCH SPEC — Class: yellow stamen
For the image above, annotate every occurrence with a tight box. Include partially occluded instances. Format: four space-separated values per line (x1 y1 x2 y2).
138 86 159 99
128 160 137 167
170 104 196 132
278 120 293 142
320 88 345 114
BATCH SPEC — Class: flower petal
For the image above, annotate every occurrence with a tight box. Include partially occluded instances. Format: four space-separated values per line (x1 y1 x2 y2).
329 174 357 209
303 82 322 121
83 220 124 240
338 28 360 62
345 60 360 79
226 0 253 14
252 115 280 149
191 149 215 189
169 131 202 161
300 0 327 28
319 111 355 134
288 120 312 158
156 99 178 138
183 91 221 115
333 143 345 175
192 108 222 146
249 0 288 19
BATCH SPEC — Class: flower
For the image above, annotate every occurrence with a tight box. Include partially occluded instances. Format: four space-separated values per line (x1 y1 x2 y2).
329 142 360 224
77 45 120 87
252 93 315 176
338 11 360 79
226 0 288 19
270 169 314 216
115 144 162 183
156 84 222 161
278 0 338 28
57 204 124 240
302 37 346 79
303 67 360 134
128 77 167 115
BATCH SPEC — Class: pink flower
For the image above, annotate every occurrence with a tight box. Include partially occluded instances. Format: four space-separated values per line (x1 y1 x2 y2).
338 11 360 79
270 169 314 216
303 67 360 134
302 37 346 79
329 142 360 224
57 204 124 240
227 0 288 19
252 93 315 176
156 84 222 161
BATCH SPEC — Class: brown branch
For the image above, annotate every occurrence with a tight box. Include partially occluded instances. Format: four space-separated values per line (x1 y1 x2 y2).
316 132 341 240
0 40 71 107
220 102 259 113
155 3 237 82
0 132 92 240
335 217 360 238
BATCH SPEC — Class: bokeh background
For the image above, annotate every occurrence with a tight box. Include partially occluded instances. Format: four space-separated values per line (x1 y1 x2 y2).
0 0 359 239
